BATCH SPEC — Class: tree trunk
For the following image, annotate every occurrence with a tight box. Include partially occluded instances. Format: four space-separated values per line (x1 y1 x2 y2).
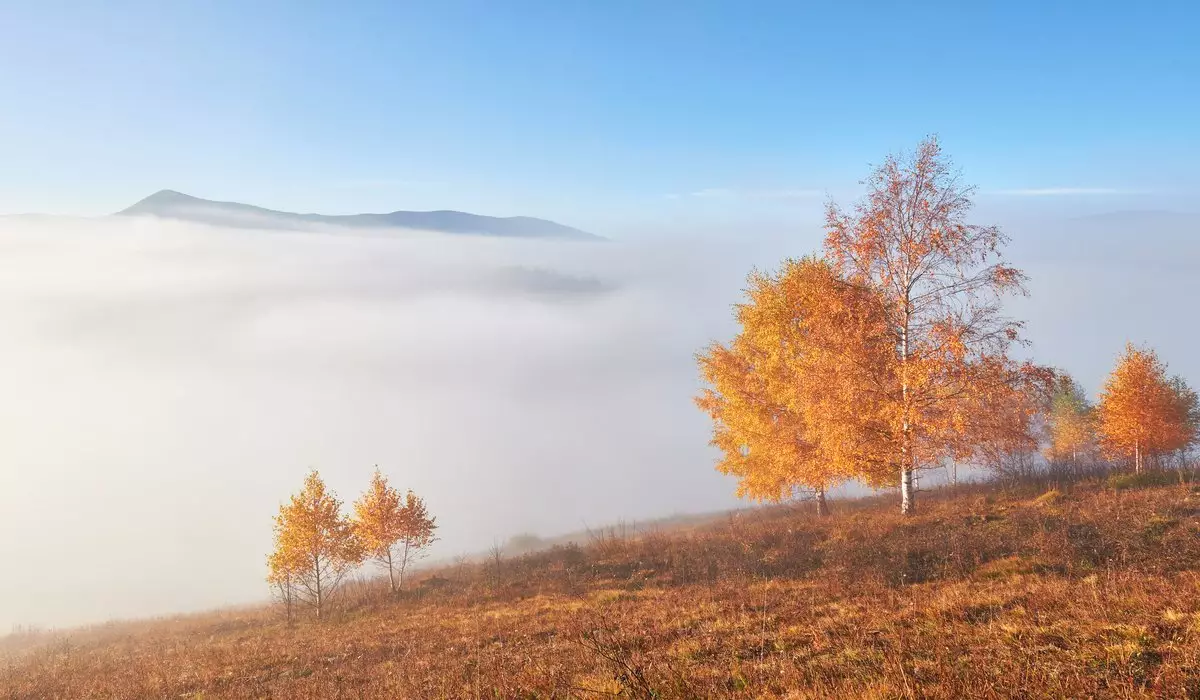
386 549 396 593
313 554 323 621
398 539 410 589
282 576 294 626
815 489 830 517
900 315 915 515
1135 440 1142 474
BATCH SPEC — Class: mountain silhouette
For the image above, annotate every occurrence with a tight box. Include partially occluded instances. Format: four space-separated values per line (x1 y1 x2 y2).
116 190 599 240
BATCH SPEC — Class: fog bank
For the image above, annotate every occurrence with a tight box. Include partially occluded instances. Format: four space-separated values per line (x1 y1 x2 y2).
0 217 782 629
0 211 1196 629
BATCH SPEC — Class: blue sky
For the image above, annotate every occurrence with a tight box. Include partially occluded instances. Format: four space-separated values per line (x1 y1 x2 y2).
1 1 1197 232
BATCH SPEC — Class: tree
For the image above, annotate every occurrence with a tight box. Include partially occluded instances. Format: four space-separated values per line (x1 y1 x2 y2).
394 490 438 588
1044 372 1097 469
965 363 1054 480
1097 344 1198 472
265 549 298 625
268 470 363 619
823 136 1031 514
1166 375 1200 470
696 257 894 514
488 539 505 587
351 468 407 593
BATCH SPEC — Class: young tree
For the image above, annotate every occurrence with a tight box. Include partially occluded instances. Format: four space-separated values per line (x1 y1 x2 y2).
1097 344 1198 472
696 257 894 514
395 490 438 588
351 468 407 593
824 136 1031 514
965 363 1054 480
697 336 830 512
1044 372 1097 469
1166 375 1200 470
266 549 298 625
268 470 363 619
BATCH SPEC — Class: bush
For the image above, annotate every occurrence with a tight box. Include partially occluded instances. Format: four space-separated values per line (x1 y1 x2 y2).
1107 469 1181 491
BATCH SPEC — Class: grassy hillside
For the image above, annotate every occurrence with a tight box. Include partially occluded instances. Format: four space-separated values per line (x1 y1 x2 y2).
4 476 1200 698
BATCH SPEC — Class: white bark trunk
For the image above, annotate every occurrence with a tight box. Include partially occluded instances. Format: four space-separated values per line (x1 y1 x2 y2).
815 489 830 517
900 318 914 516
387 549 396 593
314 556 323 620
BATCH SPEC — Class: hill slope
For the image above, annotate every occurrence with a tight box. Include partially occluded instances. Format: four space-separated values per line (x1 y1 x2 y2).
3 478 1199 698
116 190 600 240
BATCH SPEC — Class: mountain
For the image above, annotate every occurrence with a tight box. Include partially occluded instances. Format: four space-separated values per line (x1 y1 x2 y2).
115 190 600 240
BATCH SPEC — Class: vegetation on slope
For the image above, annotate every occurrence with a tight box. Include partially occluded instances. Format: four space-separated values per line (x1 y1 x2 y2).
3 477 1199 698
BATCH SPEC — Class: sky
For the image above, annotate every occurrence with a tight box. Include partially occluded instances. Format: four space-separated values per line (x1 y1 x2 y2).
1 1 1198 232
1 2 1199 630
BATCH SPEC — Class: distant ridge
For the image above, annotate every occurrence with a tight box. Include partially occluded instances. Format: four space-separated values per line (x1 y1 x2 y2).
116 190 600 240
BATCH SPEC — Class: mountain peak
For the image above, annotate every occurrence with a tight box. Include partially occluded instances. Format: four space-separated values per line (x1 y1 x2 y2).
116 191 600 240
126 189 197 207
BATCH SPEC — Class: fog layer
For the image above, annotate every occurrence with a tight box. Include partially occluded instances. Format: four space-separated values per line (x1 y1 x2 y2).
0 211 1196 629
0 217 775 629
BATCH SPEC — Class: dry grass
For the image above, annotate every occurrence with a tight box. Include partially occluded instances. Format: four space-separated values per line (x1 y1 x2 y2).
4 477 1200 698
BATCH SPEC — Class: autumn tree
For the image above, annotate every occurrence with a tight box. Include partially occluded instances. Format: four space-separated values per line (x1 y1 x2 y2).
1044 372 1097 469
394 490 438 588
1097 344 1198 472
697 338 828 510
265 549 298 625
351 468 407 593
268 470 363 619
824 136 1032 514
696 257 894 515
964 363 1054 480
1166 375 1200 469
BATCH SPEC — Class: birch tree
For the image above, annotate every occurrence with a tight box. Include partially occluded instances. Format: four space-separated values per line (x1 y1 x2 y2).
1097 344 1198 472
352 468 407 593
824 136 1030 514
268 470 363 619
395 491 438 588
1044 372 1097 469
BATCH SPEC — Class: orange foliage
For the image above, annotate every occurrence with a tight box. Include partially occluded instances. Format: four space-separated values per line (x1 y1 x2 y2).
393 489 438 588
961 360 1055 477
352 468 407 592
699 140 1044 514
1044 373 1097 466
1097 344 1198 472
268 470 363 619
822 136 1034 513
696 257 893 507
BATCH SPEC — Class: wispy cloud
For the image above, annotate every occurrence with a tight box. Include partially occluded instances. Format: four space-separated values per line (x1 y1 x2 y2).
333 178 437 190
989 187 1130 197
668 187 824 201
689 188 739 199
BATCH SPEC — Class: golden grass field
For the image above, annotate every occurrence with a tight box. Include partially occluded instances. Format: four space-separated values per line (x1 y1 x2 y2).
4 475 1200 698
